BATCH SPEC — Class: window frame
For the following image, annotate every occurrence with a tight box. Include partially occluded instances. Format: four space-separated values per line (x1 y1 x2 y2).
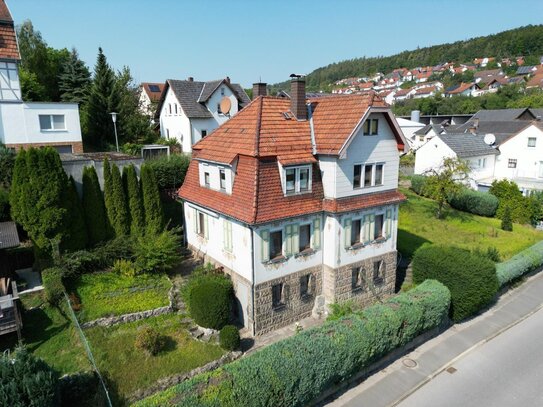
300 274 311 299
272 283 285 309
363 119 379 136
373 260 384 285
269 230 284 261
219 168 226 190
353 162 385 189
508 159 517 169
374 214 385 240
298 224 311 253
351 219 362 247
284 165 312 195
351 267 365 292
196 211 207 238
528 137 537 148
201 129 207 138
204 171 210 188
39 114 66 132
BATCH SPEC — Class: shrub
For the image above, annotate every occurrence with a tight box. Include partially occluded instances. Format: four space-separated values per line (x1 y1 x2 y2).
59 371 102 407
42 267 65 305
0 187 9 221
412 245 498 322
448 188 498 217
327 300 355 321
112 258 140 277
134 228 181 273
496 240 543 286
501 205 513 231
145 154 191 190
490 179 533 224
82 166 110 245
185 274 233 329
0 346 59 406
410 174 428 196
472 246 501 263
135 326 165 356
135 280 450 407
219 325 240 350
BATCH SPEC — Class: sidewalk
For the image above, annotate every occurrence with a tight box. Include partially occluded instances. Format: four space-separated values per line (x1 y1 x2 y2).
327 271 543 407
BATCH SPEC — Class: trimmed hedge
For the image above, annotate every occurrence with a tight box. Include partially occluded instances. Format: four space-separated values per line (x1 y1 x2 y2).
496 240 543 287
410 174 428 196
186 274 233 330
448 188 498 217
145 154 191 190
135 280 451 407
42 267 65 306
412 245 498 322
219 325 240 351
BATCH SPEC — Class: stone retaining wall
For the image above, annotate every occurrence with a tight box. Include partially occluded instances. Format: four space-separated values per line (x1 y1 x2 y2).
80 305 173 329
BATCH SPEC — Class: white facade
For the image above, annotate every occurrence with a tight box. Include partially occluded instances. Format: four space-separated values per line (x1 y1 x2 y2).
138 89 153 116
396 117 425 148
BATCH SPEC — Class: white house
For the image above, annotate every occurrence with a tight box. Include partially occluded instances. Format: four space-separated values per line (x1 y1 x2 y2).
179 78 408 335
0 2 83 153
139 82 164 116
155 77 250 153
396 117 425 149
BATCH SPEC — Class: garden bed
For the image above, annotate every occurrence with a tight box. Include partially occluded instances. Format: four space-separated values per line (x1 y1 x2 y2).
69 271 172 323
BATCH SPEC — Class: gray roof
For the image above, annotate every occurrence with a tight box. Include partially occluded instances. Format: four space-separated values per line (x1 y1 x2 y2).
158 79 250 119
449 120 531 145
0 222 19 250
414 123 445 136
516 66 536 75
471 108 534 122
439 133 499 158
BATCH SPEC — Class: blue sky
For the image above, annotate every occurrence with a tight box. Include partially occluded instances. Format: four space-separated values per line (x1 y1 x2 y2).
9 0 543 88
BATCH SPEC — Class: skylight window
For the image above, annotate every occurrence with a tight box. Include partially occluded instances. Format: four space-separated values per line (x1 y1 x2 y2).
148 84 160 92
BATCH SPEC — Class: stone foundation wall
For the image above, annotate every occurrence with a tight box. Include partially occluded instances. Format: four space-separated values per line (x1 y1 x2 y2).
324 251 397 307
254 266 322 335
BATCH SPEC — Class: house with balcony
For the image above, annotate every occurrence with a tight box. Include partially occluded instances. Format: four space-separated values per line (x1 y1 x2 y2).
0 1 83 153
179 77 407 335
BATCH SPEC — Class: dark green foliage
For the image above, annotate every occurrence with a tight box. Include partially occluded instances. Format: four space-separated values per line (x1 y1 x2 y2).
123 164 145 235
412 245 498 322
410 175 429 196
42 267 65 306
496 240 543 286
219 325 240 351
59 371 103 407
0 188 9 221
137 280 450 407
82 166 110 245
327 301 356 321
141 165 164 234
61 176 88 252
501 205 513 231
134 228 181 273
472 246 501 263
135 326 166 356
110 163 130 236
490 179 533 224
58 47 91 104
0 346 59 407
103 158 115 234
448 188 499 217
145 154 191 190
0 143 15 189
185 274 233 330
9 149 29 224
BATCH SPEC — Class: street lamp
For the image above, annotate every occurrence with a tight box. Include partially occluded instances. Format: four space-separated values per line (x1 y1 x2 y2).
110 112 119 152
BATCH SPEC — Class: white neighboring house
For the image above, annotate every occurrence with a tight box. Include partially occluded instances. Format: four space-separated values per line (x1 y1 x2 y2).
179 78 408 335
0 2 83 153
410 123 447 150
139 82 164 116
155 77 250 153
396 117 424 149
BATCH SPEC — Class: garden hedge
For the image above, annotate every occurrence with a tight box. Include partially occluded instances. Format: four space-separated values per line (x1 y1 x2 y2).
219 325 240 351
412 245 498 322
145 154 191 190
135 280 450 407
496 240 543 287
186 274 233 330
448 188 498 217
410 175 428 196
42 267 65 306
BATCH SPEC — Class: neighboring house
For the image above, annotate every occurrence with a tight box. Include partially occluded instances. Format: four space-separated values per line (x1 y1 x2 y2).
412 86 437 99
474 69 504 85
179 78 408 335
411 123 446 149
444 82 480 97
0 1 83 153
139 82 164 116
516 66 537 76
526 74 543 89
396 116 425 149
473 57 495 68
155 77 250 153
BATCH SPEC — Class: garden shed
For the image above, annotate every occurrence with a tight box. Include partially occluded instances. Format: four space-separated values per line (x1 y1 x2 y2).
0 221 22 339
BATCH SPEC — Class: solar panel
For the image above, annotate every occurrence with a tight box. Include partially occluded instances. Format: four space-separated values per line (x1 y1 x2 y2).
148 85 160 92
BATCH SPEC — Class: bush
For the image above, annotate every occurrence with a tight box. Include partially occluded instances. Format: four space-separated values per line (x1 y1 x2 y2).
496 240 543 286
135 280 450 407
135 326 166 356
0 346 59 406
327 300 355 321
42 267 65 306
410 174 428 196
412 245 498 322
112 258 140 277
490 179 533 224
472 246 501 263
501 205 513 231
145 154 191 190
219 325 240 350
59 371 103 407
448 188 498 217
134 228 181 273
185 274 233 330
0 187 9 221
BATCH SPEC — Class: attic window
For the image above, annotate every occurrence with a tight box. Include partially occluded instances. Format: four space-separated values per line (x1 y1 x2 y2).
363 119 379 136
221 87 225 96
284 166 312 195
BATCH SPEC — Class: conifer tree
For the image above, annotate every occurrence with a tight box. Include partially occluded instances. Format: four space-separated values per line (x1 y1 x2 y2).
103 158 115 235
59 48 91 104
110 163 130 236
141 165 164 235
82 166 109 245
61 176 88 251
9 149 29 224
501 205 513 232
123 164 145 235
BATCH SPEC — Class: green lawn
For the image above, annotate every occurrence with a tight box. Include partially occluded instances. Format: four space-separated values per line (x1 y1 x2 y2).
0 291 90 375
69 271 172 323
85 313 225 404
398 188 543 260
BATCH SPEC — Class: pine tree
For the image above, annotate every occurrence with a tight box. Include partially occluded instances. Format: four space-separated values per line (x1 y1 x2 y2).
82 166 109 245
141 165 164 235
61 176 88 251
501 205 513 231
58 48 91 104
123 164 145 236
110 163 130 236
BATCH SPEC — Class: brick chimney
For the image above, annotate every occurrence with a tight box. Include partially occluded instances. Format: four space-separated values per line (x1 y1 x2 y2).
252 82 267 100
187 76 194 82
290 77 307 120
225 76 231 84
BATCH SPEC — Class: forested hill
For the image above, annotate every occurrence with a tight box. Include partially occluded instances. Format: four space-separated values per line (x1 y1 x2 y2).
270 25 543 93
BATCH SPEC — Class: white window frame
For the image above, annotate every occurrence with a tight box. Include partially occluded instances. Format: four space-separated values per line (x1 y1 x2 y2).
223 219 233 252
39 114 66 131
363 118 379 136
283 165 312 195
353 162 385 189
204 171 210 188
219 168 226 190
528 137 537 148
194 209 209 239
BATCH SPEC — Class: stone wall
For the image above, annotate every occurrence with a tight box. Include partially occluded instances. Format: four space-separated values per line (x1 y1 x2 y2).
6 141 84 153
80 305 173 329
254 266 322 335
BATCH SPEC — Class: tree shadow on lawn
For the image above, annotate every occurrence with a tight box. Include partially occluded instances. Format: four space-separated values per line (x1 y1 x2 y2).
160 335 177 353
22 307 70 352
396 230 431 292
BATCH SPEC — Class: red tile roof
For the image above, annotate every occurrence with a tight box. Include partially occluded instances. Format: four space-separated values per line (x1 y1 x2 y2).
323 190 406 213
0 1 19 60
141 82 164 102
446 82 477 94
415 86 436 95
0 0 12 22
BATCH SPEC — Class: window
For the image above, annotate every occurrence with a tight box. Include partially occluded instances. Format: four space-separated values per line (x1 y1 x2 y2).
508 159 517 168
374 214 384 239
270 230 283 260
166 128 170 138
363 119 379 135
353 165 362 188
364 165 373 186
528 137 537 147
352 267 364 291
351 219 361 246
217 103 222 114
220 87 225 96
202 130 207 137
299 224 311 252
197 211 206 237
374 164 384 185
174 104 178 114
272 283 285 309
204 172 210 187
355 163 385 188
373 261 384 285
168 103 172 114
219 169 226 190
284 166 311 194
39 115 65 131
300 275 311 298
223 219 233 252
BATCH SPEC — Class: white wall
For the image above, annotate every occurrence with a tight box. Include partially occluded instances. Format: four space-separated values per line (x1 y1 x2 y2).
414 136 456 174
396 117 425 148
204 84 239 123
159 88 191 151
468 154 496 181
198 160 233 194
0 61 21 101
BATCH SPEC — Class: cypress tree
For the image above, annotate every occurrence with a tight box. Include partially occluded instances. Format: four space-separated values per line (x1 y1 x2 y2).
501 205 513 231
82 166 109 245
110 163 129 236
141 165 164 235
9 149 29 224
61 176 88 251
123 164 145 236
103 158 116 235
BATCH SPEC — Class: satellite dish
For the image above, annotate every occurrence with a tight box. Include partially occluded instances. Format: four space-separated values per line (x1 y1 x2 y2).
484 133 496 145
219 97 232 115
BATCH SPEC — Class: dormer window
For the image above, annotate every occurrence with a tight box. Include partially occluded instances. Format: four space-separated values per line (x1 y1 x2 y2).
220 169 226 190
284 166 311 195
363 119 379 135
204 172 210 187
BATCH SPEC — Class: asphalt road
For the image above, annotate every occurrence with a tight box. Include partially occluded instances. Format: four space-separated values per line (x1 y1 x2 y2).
397 307 543 407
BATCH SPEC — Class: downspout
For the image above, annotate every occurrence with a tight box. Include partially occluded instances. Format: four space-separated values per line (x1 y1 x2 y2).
250 226 256 336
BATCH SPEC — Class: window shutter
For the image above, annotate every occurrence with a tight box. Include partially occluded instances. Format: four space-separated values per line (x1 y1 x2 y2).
285 224 293 256
385 208 392 239
344 218 352 248
204 214 209 239
228 221 233 251
308 274 316 295
292 224 300 254
223 220 228 250
369 214 375 242
192 208 197 233
261 229 270 262
312 218 321 250
362 215 370 244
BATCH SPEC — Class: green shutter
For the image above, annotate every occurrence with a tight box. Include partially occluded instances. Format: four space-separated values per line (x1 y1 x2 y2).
204 214 209 239
228 221 233 251
285 224 293 256
292 224 300 254
385 208 392 239
362 215 370 244
261 229 270 262
369 214 375 242
344 218 352 248
223 220 229 251
313 218 321 250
